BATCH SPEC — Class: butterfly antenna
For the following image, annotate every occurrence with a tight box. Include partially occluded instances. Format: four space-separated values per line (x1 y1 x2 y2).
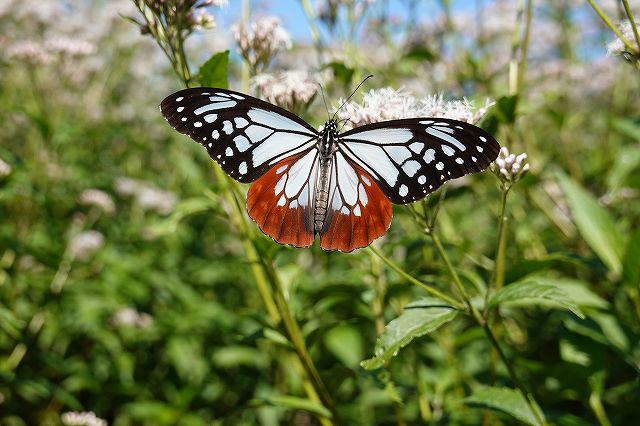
332 74 374 121
318 83 331 122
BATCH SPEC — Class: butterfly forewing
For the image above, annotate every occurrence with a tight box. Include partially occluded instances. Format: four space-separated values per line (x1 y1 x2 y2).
339 119 500 204
160 88 318 182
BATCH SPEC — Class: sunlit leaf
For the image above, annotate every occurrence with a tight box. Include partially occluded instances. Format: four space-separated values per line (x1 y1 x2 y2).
361 298 459 370
198 50 229 88
464 386 544 426
557 172 624 275
324 324 364 368
488 277 584 318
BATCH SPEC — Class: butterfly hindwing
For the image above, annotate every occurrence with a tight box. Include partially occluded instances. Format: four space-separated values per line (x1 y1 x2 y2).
339 119 500 204
160 88 318 182
319 152 393 252
247 149 319 248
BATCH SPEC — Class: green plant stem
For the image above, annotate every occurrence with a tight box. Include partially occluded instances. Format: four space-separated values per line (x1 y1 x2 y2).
367 245 464 310
622 0 640 52
428 229 548 426
491 187 510 295
587 0 638 52
516 0 533 94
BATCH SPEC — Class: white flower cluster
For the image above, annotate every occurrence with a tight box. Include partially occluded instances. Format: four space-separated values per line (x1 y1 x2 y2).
69 231 105 260
114 177 177 214
492 147 529 184
6 38 96 65
336 88 493 130
251 70 323 110
111 307 153 329
231 16 292 71
78 189 115 215
606 20 640 56
61 411 107 426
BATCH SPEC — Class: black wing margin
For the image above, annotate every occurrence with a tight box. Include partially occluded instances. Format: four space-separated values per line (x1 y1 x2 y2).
339 118 500 204
160 87 318 182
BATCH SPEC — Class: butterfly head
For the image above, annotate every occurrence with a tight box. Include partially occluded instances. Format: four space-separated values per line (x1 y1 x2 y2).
319 119 339 158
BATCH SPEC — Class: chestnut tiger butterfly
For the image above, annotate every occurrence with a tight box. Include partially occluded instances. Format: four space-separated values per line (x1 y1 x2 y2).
160 87 500 252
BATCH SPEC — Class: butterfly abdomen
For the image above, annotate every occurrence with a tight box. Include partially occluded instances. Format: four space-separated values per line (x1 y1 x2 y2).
314 157 333 232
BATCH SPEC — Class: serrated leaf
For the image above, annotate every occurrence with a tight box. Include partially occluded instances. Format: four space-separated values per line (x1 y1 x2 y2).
557 172 624 275
361 298 458 370
251 395 332 419
464 386 543 426
488 278 584 318
198 50 229 88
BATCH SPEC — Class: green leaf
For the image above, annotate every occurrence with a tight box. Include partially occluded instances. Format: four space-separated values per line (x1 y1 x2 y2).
325 61 354 86
609 116 640 143
557 172 624 275
251 395 332 419
623 228 640 286
488 278 584 319
464 386 544 426
324 324 364 368
404 46 435 62
478 94 518 135
198 50 229 88
361 298 458 370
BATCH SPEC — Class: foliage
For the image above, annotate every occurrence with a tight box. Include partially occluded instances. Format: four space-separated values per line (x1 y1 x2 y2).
1 0 640 425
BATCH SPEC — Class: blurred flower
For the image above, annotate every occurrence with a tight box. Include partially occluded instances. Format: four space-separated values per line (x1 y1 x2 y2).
111 307 154 329
250 70 324 111
6 40 52 64
231 16 292 72
0 157 11 177
69 231 105 260
606 20 639 57
114 177 177 214
45 37 96 56
336 87 493 130
492 147 530 184
61 411 107 426
131 0 224 39
78 189 115 214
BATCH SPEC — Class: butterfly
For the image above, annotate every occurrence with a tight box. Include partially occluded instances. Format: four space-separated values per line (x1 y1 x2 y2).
160 87 500 252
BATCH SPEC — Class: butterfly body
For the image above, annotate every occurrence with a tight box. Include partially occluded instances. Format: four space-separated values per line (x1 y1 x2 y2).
160 87 500 252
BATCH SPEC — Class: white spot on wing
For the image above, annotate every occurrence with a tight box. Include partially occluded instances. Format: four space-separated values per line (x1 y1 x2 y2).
480 136 487 142
177 106 184 112
436 161 444 170
347 128 413 144
212 130 220 139
426 127 466 151
274 174 286 194
442 145 455 156
248 108 314 134
239 161 248 175
229 93 245 100
194 122 202 128
456 158 464 164
276 165 287 174
204 114 217 123
225 147 233 156
176 96 184 102
245 125 273 142
434 126 455 134
194 101 236 114
223 121 233 135
346 142 399 187
234 117 249 128
336 153 359 206
354 205 362 216
340 206 350 215
424 148 436 163
385 146 412 164
409 142 424 153
399 184 408 197
401 160 421 177
420 120 434 125
284 150 316 197
358 183 368 206
476 146 483 152
233 135 251 152
418 175 426 184
252 132 314 167
277 195 286 206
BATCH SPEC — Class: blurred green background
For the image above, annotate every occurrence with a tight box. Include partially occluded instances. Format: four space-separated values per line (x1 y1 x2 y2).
1 1 639 425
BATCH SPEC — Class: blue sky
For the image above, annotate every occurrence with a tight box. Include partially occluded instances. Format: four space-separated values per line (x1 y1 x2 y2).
214 0 463 42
